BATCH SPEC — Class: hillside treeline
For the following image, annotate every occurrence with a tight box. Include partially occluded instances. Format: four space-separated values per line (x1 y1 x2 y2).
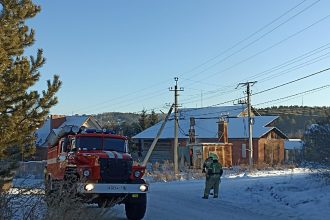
94 110 161 137
95 106 330 165
95 106 330 139
258 106 330 138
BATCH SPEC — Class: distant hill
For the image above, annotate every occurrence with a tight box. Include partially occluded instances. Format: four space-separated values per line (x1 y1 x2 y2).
93 106 330 139
93 112 140 127
257 106 330 138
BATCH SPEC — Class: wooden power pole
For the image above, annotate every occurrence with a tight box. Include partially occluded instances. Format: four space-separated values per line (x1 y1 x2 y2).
141 104 174 167
169 77 183 174
237 81 257 167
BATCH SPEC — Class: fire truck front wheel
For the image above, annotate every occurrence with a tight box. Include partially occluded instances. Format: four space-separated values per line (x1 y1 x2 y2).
45 176 56 195
45 177 59 207
125 194 147 220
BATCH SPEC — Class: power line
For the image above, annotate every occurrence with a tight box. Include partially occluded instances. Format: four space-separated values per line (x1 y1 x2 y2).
73 88 169 114
183 67 330 115
178 19 330 107
177 0 312 80
180 0 319 82
254 85 330 106
257 52 330 83
180 44 330 106
70 78 172 114
254 67 330 96
176 86 329 120
70 5 329 115
245 43 330 81
257 111 328 117
200 13 330 82
69 2 326 115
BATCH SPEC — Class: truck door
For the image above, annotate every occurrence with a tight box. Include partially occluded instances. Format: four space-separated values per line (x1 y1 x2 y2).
55 138 69 179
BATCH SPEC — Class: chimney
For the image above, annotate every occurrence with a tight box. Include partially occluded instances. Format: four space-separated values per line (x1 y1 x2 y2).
218 118 228 143
49 115 53 133
189 117 196 144
49 115 66 131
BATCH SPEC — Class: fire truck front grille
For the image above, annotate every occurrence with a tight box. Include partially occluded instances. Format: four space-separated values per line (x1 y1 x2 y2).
99 158 132 183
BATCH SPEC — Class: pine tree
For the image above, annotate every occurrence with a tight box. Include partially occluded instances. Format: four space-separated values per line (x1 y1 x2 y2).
138 109 148 131
304 117 330 165
148 109 159 127
0 0 61 181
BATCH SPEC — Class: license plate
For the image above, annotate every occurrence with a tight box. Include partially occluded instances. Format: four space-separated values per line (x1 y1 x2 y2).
132 194 139 198
108 185 127 191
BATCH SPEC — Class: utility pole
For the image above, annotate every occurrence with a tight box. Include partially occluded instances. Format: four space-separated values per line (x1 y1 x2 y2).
141 104 174 167
169 77 184 174
236 81 257 167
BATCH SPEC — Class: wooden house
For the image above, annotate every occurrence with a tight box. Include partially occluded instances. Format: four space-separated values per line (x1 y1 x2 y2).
132 105 287 166
34 114 101 160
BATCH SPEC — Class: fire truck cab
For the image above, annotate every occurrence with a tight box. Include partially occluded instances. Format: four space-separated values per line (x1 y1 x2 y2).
45 127 148 220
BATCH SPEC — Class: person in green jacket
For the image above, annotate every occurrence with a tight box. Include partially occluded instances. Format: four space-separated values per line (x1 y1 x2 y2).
202 153 223 199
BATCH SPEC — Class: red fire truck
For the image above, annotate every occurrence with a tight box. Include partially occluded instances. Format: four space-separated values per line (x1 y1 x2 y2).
45 127 148 220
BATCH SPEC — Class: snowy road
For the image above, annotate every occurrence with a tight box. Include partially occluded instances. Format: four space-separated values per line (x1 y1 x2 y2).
143 180 280 220
95 170 330 220
10 168 329 219
97 179 284 220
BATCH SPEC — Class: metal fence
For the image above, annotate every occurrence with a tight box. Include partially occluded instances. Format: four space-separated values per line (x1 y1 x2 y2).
15 161 46 179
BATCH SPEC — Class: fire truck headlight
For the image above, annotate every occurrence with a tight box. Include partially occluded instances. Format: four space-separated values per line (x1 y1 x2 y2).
83 169 90 177
134 170 141 178
84 183 94 191
139 184 148 192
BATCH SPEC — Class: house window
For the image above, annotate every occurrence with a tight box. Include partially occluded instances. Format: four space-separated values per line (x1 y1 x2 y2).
242 144 246 158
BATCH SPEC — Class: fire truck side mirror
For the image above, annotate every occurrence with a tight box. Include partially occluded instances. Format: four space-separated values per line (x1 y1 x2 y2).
57 155 66 162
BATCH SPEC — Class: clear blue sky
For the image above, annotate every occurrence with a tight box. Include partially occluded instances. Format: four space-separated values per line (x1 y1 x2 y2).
26 0 330 115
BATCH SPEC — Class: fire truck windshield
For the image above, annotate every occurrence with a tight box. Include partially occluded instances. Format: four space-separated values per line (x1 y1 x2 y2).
76 136 126 152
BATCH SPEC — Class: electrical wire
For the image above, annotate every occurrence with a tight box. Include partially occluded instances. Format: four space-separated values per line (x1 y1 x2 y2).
70 8 330 116
179 66 330 118
180 43 330 106
67 1 318 115
177 0 312 80
199 13 330 83
253 67 330 96
254 85 330 106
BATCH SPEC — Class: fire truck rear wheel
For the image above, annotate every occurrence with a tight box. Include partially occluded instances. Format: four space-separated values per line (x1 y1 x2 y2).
125 194 147 220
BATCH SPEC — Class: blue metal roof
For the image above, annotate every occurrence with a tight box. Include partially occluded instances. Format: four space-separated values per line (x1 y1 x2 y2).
133 106 284 139
176 105 248 119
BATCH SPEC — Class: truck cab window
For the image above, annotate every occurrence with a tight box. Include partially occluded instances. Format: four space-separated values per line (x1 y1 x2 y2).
104 138 126 152
61 137 69 152
71 138 76 151
60 140 66 153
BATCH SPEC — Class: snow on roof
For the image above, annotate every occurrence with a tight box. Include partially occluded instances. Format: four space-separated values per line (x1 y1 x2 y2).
176 105 248 119
35 115 90 147
60 115 89 128
305 123 330 134
35 119 50 146
284 139 304 150
133 107 284 139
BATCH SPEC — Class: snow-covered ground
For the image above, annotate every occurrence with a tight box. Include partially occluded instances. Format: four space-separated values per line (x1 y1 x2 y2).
89 168 329 220
7 168 330 220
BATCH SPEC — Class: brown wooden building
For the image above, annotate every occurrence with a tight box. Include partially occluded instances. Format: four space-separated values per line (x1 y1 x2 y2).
34 115 101 160
133 106 287 166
